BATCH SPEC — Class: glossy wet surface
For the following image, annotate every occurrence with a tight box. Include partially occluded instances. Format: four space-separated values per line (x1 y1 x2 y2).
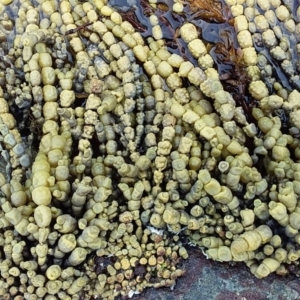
132 248 300 300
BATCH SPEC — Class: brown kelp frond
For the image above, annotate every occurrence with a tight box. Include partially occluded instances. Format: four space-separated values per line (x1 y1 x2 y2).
185 0 226 23
211 32 254 119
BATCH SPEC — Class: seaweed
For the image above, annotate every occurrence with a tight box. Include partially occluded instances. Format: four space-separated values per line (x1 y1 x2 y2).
185 0 227 23
210 30 255 121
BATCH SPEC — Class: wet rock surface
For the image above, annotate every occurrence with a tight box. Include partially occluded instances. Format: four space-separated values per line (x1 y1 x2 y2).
133 248 300 300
